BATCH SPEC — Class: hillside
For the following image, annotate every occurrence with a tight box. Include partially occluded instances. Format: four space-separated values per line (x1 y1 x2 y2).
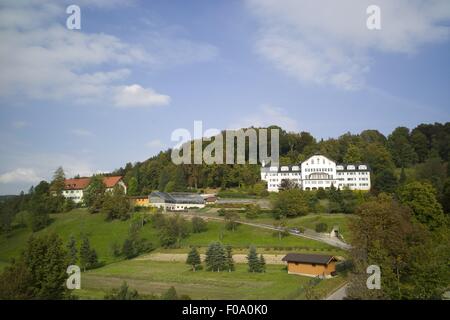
0 208 346 271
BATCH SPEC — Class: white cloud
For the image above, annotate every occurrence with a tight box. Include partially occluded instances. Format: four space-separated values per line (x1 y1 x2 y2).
230 105 299 132
247 0 450 90
114 84 170 108
0 168 42 184
70 128 94 137
0 1 217 105
146 139 164 148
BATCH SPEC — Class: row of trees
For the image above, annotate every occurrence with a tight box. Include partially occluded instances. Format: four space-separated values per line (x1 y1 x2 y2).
113 122 449 197
186 244 266 273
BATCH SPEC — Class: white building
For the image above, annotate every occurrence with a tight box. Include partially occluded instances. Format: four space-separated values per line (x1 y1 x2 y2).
62 176 127 203
261 154 371 192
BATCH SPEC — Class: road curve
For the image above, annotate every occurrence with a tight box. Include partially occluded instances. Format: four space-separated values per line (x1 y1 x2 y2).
181 213 351 251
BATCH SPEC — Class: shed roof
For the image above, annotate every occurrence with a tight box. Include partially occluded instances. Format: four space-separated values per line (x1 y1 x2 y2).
282 253 336 265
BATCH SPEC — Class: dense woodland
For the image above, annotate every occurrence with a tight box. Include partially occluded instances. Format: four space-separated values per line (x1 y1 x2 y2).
112 122 450 208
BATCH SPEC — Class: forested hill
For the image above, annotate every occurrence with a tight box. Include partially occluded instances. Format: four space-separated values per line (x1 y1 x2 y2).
112 122 450 197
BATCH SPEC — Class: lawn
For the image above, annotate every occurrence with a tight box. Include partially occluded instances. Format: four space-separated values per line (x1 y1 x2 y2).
0 209 345 270
193 209 355 241
76 259 346 300
181 221 344 256
0 209 160 267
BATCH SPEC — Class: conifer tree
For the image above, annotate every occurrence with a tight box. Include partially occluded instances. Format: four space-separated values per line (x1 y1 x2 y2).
186 247 201 271
66 235 78 265
247 246 260 272
259 254 266 273
225 245 234 272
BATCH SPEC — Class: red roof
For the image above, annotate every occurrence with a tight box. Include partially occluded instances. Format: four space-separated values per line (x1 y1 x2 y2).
64 176 123 190
102 176 123 188
64 178 91 190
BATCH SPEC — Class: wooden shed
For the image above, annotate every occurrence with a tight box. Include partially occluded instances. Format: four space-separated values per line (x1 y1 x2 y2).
282 253 337 278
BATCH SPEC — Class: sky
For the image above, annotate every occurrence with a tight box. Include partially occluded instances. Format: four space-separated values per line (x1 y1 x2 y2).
0 0 449 194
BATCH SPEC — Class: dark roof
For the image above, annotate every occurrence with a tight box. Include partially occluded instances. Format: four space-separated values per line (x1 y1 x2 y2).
282 253 336 265
149 191 205 204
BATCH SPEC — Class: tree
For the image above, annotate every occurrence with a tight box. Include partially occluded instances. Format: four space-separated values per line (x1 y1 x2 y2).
186 247 201 271
315 222 328 233
50 167 66 195
102 185 131 221
225 245 235 272
387 127 418 167
21 233 69 299
259 254 266 273
83 175 106 212
347 195 449 299
173 166 187 192
247 246 260 273
161 286 179 300
279 179 298 191
66 235 78 265
272 189 310 218
79 236 98 271
0 260 33 299
410 129 429 162
104 281 140 300
205 242 227 272
442 178 450 213
224 212 239 231
397 182 445 230
157 214 190 248
127 177 138 196
245 204 260 219
344 144 363 163
373 169 398 194
191 216 207 233
27 181 51 231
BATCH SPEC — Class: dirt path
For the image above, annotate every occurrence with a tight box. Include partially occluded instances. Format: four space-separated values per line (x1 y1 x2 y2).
135 253 287 265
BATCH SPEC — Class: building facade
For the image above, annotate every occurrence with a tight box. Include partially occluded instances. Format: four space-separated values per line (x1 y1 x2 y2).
62 176 127 203
282 253 337 278
149 191 206 211
261 154 370 192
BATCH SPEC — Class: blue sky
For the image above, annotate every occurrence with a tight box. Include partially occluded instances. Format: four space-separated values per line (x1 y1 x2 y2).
0 0 449 194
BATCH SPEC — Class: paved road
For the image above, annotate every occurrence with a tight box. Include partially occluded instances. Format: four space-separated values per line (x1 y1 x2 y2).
325 283 349 300
182 213 351 251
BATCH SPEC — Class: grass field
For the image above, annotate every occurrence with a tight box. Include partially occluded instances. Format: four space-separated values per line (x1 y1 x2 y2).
0 209 345 270
198 208 354 241
77 259 346 300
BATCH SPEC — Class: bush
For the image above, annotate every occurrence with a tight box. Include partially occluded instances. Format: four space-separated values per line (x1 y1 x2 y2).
191 216 208 233
315 223 328 233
